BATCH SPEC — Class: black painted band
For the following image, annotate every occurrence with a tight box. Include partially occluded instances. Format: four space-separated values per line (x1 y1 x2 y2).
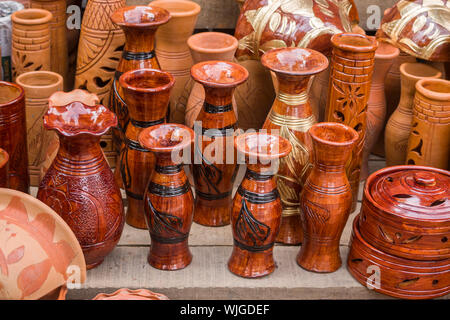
122 50 155 61
126 190 144 200
203 102 233 113
148 182 190 197
234 239 274 252
237 186 278 204
125 138 150 152
245 169 273 181
196 189 231 200
151 232 188 244
155 164 182 174
131 117 165 128
201 124 236 137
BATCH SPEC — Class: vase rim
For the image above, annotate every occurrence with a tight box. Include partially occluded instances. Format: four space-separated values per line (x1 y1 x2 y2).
375 42 400 60
119 68 175 94
331 33 378 53
16 71 63 90
235 132 291 161
400 62 442 82
0 81 25 107
138 123 194 153
11 8 53 25
416 78 450 101
261 47 328 76
191 60 248 88
0 148 8 170
49 89 99 108
150 0 201 17
309 122 358 147
188 32 238 54
111 5 171 28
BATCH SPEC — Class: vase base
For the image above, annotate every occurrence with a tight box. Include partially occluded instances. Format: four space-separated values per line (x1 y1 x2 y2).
227 245 275 278
275 215 303 245
148 240 193 271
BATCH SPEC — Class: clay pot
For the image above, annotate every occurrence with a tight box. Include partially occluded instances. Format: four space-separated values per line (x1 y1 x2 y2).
139 123 194 270
261 47 328 245
297 122 358 273
0 188 86 300
150 0 201 124
30 0 68 88
385 63 442 167
228 132 291 278
185 32 238 128
406 79 450 170
0 81 29 193
15 71 63 187
191 61 248 227
93 288 169 300
118 68 174 229
74 0 126 106
37 100 125 269
11 8 52 80
0 148 9 187
360 43 399 180
325 33 378 212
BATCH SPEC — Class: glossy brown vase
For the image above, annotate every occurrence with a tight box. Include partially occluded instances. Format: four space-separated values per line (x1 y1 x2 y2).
37 101 125 269
119 68 174 229
0 148 9 187
0 81 29 193
261 47 328 245
406 79 450 170
385 63 442 167
228 132 291 278
325 33 377 212
191 61 248 227
297 122 358 273
139 123 194 270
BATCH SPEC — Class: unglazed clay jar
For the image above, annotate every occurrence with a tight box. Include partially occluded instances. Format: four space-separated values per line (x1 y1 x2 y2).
0 188 86 300
93 288 169 300
0 149 9 188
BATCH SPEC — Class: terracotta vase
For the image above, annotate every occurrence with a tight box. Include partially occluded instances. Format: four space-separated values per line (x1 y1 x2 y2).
74 0 125 106
37 100 125 269
139 123 194 270
15 71 63 187
0 81 29 193
191 61 248 227
118 69 174 229
0 188 86 300
150 0 201 124
360 43 399 180
325 33 378 212
110 5 170 156
228 132 291 278
93 288 169 300
11 8 52 81
30 0 68 88
309 60 330 122
385 63 442 167
297 122 358 273
260 47 328 245
0 148 9 188
406 79 450 170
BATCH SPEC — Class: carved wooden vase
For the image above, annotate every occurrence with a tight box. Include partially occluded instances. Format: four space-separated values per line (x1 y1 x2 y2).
191 61 248 227
406 79 450 170
0 81 29 193
0 148 9 187
151 0 201 124
360 42 399 180
260 47 328 245
228 132 291 278
139 123 194 270
185 32 238 128
297 122 358 273
325 33 377 212
118 68 174 229
11 8 52 80
15 71 63 187
37 100 125 269
385 63 441 167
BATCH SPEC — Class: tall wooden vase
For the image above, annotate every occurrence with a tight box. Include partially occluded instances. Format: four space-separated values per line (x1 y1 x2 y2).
406 79 450 170
139 123 195 270
297 122 358 273
150 0 201 124
11 8 52 80
260 47 328 245
325 33 377 212
191 61 248 227
385 63 441 166
118 69 174 229
228 132 291 278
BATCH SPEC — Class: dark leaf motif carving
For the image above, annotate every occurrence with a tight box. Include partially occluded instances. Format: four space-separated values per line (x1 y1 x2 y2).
147 197 184 237
235 198 270 247
194 138 223 194
303 200 330 233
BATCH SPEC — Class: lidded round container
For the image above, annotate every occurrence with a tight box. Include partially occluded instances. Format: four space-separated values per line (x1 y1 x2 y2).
359 165 450 261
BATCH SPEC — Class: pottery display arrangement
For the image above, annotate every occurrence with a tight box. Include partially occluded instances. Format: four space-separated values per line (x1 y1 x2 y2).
228 132 291 278
0 149 9 188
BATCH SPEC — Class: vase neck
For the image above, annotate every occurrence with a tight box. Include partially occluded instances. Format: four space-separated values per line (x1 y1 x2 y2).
123 27 156 54
57 134 103 161
398 74 418 113
311 139 353 173
274 73 314 118
154 152 182 170
203 86 234 108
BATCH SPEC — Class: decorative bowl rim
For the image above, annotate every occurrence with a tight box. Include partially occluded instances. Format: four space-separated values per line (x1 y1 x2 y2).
138 123 194 153
110 5 171 28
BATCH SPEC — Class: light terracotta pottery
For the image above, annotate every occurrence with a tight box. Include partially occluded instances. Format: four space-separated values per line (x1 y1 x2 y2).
93 288 169 300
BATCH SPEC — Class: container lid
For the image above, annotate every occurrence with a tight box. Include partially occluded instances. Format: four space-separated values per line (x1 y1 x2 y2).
366 166 450 221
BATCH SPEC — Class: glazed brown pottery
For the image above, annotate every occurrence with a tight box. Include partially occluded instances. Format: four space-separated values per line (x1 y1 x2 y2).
37 101 125 269
191 61 248 227
228 132 291 278
11 8 52 80
348 216 450 300
325 33 378 212
185 32 238 128
0 81 29 193
297 122 358 273
139 123 194 270
118 68 174 229
150 0 201 124
385 63 442 167
261 47 328 245
15 71 63 186
93 288 169 300
0 188 86 300
406 79 450 170
360 42 399 180
0 149 9 188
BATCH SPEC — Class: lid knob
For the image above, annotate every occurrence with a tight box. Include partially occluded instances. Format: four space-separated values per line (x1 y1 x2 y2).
413 172 436 186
